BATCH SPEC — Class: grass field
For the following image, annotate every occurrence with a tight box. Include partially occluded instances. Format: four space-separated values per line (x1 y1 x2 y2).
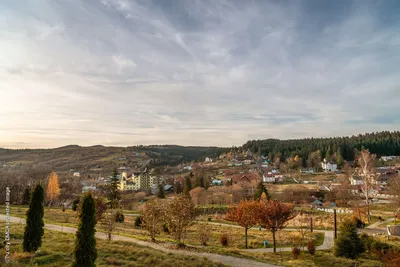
2 205 324 250
0 222 226 267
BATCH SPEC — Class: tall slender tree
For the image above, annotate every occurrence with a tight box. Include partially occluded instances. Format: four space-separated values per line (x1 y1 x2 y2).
73 193 97 267
108 168 120 209
46 170 60 208
183 176 192 196
357 150 376 223
23 184 45 252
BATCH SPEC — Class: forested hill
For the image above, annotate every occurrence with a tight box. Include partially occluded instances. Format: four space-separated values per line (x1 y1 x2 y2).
243 131 400 162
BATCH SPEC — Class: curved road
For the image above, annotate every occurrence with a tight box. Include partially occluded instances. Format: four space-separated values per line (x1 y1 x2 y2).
1 215 280 267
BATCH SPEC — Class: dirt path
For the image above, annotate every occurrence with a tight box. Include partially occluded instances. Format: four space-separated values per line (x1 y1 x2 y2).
1 215 281 267
366 218 394 229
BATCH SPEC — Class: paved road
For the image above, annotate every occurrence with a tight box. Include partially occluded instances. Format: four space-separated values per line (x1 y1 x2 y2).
1 215 281 267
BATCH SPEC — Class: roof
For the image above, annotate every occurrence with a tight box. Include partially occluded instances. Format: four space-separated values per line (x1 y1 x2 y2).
312 200 323 205
164 185 173 191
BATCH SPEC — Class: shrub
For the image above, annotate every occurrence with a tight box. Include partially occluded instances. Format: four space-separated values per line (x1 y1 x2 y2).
115 211 125 223
352 216 365 229
220 234 229 247
334 219 365 259
292 247 301 259
307 240 316 255
162 224 170 233
197 224 211 246
72 198 80 211
135 216 143 227
207 217 212 222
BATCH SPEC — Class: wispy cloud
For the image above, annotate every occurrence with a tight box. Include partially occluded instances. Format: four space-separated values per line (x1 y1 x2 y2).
0 0 399 148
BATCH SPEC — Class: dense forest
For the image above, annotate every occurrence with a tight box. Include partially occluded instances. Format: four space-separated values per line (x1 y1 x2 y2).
243 131 400 163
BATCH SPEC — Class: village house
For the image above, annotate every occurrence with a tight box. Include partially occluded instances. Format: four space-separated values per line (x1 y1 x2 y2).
205 157 213 163
321 159 337 172
73 172 80 177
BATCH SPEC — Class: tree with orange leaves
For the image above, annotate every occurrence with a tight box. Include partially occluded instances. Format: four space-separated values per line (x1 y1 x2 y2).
258 200 296 252
46 170 60 208
225 200 261 249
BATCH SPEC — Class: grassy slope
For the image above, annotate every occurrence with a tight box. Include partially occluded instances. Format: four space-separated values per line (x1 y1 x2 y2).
0 222 226 267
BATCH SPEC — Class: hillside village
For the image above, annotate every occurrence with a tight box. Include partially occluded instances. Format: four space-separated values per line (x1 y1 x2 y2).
2 133 400 267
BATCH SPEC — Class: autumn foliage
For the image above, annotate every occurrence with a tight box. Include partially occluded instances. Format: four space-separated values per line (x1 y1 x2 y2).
46 171 60 208
225 200 262 249
225 199 296 251
258 200 296 252
142 199 165 242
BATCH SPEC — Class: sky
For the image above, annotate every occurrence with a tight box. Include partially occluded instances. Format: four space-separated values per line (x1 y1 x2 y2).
0 0 399 149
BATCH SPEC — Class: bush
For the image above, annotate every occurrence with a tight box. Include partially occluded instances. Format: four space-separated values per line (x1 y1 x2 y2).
197 224 211 246
115 211 125 223
72 198 80 211
292 247 301 259
307 240 316 255
162 224 170 233
207 217 212 222
220 234 229 247
334 219 365 259
352 216 365 229
135 216 143 227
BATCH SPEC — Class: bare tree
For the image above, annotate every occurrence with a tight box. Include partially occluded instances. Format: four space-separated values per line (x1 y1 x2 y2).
388 174 400 208
100 209 118 241
357 150 376 223
142 199 165 242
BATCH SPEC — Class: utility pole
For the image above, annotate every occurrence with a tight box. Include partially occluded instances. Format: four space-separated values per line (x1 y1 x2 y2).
310 217 313 233
334 209 337 239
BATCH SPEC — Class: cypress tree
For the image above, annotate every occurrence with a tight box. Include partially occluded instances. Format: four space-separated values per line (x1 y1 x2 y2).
23 184 45 252
183 176 192 196
157 184 165 198
73 193 97 267
254 181 271 200
108 168 120 209
22 187 31 205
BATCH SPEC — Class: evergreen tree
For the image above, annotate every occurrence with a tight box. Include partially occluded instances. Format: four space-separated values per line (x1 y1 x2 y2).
336 150 344 167
174 181 183 194
334 219 365 259
73 193 97 267
254 181 271 200
108 168 120 209
23 184 44 252
183 176 192 196
22 187 31 205
157 184 165 198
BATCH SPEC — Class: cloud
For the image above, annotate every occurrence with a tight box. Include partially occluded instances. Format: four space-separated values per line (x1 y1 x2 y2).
0 0 399 148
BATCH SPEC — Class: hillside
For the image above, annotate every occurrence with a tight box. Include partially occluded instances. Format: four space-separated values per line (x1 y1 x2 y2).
0 145 228 175
243 131 400 162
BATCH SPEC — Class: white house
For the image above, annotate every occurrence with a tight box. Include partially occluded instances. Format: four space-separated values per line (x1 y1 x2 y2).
73 172 80 177
263 174 275 183
205 157 213 163
183 165 192 171
321 159 337 172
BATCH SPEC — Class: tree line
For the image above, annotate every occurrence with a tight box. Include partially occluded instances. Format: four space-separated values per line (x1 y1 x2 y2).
243 131 400 163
